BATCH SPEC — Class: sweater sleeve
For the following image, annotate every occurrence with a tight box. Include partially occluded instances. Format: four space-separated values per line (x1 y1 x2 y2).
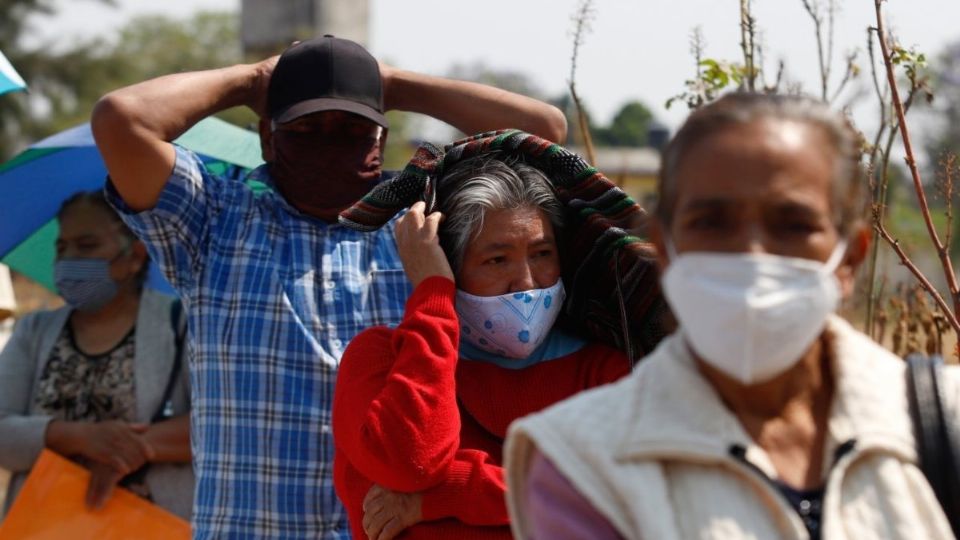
0 313 54 472
420 448 509 526
333 276 462 492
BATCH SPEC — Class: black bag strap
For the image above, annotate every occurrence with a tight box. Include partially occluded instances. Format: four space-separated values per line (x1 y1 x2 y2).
151 299 185 423
905 353 960 537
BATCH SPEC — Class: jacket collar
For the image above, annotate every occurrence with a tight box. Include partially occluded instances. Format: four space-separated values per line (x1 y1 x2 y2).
614 315 916 471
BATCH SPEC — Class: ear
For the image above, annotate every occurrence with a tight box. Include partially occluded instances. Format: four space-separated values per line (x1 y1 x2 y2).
259 118 275 162
836 224 871 299
130 241 149 275
648 218 670 274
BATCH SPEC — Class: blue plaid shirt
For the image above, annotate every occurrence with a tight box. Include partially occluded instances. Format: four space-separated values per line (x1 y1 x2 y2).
107 147 411 539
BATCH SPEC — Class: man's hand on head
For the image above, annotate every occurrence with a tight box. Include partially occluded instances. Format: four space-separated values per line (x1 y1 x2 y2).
248 55 280 119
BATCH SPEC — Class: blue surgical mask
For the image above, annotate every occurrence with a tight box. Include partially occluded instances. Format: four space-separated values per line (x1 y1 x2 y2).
54 258 120 312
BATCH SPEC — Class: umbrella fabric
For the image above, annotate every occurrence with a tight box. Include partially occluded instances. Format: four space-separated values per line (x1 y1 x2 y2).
0 50 27 95
0 117 264 292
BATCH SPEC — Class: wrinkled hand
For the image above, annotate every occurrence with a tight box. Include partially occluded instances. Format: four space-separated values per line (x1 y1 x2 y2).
395 201 454 288
85 461 124 510
78 421 154 475
247 54 280 119
362 484 423 540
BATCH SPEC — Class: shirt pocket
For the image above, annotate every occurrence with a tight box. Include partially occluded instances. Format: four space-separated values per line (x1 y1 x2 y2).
367 269 411 327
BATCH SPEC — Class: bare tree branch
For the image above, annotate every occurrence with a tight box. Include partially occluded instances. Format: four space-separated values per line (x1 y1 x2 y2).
801 0 829 100
739 0 757 91
875 220 960 335
943 154 956 252
829 51 858 103
864 28 891 336
568 0 596 164
875 0 960 318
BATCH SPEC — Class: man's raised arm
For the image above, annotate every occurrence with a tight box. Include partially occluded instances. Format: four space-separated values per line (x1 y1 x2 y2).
91 59 276 212
381 65 567 144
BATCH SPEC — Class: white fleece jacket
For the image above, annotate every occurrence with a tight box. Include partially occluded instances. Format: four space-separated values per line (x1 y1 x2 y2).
505 315 957 540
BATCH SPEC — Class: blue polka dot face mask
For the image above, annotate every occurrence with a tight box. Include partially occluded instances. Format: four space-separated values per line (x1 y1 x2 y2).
455 279 566 360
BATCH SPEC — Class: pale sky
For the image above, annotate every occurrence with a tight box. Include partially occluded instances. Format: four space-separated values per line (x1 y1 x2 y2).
24 0 960 135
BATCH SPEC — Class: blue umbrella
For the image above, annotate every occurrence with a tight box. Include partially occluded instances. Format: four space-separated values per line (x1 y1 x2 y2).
0 49 27 95
0 117 265 292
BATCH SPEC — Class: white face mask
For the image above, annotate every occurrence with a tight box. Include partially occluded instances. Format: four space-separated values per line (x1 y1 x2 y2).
661 242 846 385
455 280 566 359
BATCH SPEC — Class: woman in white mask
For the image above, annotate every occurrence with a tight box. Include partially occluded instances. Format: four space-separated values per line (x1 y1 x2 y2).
0 191 193 520
503 93 960 539
332 155 632 540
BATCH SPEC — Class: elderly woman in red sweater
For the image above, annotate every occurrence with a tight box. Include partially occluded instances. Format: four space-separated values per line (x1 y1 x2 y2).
332 154 632 540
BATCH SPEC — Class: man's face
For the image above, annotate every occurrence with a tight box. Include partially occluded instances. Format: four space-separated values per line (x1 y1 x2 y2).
270 110 384 167
265 110 386 220
273 111 383 151
659 118 841 263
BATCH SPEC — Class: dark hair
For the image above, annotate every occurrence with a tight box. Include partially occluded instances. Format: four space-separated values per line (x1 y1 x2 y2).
436 155 564 275
656 92 865 234
58 190 149 286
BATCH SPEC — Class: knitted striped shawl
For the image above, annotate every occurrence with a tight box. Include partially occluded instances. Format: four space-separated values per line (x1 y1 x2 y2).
339 129 672 360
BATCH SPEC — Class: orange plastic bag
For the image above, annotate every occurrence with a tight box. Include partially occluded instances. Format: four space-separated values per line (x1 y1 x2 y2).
0 450 189 539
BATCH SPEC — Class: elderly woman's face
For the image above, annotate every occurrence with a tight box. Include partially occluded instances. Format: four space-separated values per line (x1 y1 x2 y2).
56 201 144 282
665 118 841 263
457 206 561 297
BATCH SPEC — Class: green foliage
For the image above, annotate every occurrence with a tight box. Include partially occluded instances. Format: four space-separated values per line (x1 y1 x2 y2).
383 110 418 171
0 8 244 161
891 45 933 108
666 59 749 110
891 46 927 81
593 100 653 147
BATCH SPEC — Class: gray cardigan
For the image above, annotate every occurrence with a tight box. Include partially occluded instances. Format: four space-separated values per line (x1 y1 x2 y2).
0 289 194 519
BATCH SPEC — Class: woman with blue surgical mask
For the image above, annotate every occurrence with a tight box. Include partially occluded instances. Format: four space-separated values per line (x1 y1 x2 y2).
505 93 960 540
332 154 632 540
0 191 194 520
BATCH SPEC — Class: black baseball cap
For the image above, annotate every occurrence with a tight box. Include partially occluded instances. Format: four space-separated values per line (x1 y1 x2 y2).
268 35 388 129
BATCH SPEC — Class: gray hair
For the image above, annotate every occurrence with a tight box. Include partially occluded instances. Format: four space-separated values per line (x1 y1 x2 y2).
656 92 865 234
436 156 564 274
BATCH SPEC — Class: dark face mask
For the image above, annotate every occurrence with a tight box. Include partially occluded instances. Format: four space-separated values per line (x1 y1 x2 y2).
270 123 384 221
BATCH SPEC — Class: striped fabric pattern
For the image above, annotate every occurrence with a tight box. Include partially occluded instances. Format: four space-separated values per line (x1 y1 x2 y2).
106 147 411 539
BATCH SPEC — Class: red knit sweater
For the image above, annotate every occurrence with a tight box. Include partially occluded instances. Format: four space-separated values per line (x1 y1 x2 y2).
333 277 631 539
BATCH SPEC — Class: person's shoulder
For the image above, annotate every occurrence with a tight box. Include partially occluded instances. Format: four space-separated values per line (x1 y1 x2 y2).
171 145 261 202
140 288 177 309
516 335 681 440
11 306 69 334
522 366 640 439
571 341 633 383
828 314 906 372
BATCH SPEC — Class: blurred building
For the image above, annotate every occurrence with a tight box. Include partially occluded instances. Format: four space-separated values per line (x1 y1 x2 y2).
241 0 370 58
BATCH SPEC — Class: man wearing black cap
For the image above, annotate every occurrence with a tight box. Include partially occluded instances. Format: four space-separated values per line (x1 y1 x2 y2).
91 35 565 539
